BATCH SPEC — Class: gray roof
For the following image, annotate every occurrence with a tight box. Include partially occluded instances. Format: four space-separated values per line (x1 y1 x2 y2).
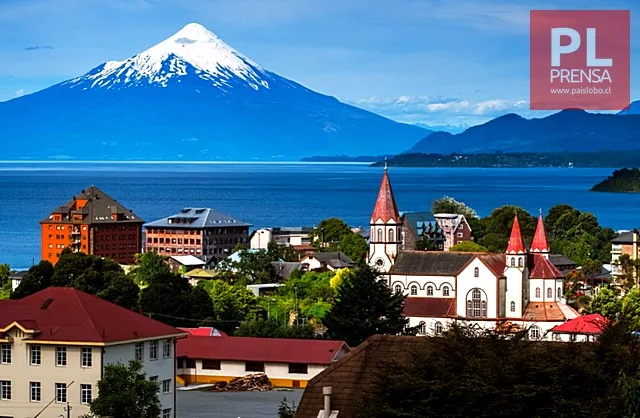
271 262 303 279
612 231 638 244
41 185 143 224
272 226 314 235
390 251 474 276
307 252 355 269
144 208 251 229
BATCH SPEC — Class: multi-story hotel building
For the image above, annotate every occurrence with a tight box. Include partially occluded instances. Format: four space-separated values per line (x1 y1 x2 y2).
40 185 144 265
144 208 251 263
0 287 186 418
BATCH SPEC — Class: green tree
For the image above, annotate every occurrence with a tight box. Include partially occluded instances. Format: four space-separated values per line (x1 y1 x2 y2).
96 272 141 310
589 287 622 319
11 260 54 299
234 318 316 339
89 360 160 418
622 289 640 329
478 206 535 253
431 196 479 219
139 272 201 326
311 218 353 249
324 265 410 347
278 398 297 418
0 264 11 300
199 280 262 331
450 241 488 252
267 240 298 262
338 233 369 263
233 249 276 283
128 252 170 286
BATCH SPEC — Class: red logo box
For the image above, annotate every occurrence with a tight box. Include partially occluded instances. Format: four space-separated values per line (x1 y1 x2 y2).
530 10 630 111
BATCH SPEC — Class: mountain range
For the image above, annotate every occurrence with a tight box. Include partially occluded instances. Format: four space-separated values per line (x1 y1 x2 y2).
0 23 426 161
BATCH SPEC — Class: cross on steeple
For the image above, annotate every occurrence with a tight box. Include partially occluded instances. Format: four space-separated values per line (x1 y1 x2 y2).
384 157 388 170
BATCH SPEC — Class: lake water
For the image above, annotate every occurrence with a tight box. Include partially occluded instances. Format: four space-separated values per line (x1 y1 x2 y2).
1 163 639 270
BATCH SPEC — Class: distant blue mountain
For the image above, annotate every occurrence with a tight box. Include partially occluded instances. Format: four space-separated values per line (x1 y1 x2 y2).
0 23 425 161
619 101 640 115
414 123 468 134
408 109 640 154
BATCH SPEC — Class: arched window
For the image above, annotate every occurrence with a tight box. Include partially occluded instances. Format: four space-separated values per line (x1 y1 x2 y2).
474 267 479 277
394 284 402 294
443 286 450 297
557 287 562 298
547 288 552 298
410 285 417 296
434 321 443 335
427 285 434 296
418 321 426 335
518 257 523 267
530 325 541 340
535 287 541 298
510 258 515 267
510 301 516 312
388 229 394 242
377 228 383 242
466 288 488 318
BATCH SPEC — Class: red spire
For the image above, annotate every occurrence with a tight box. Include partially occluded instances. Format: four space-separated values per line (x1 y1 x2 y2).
371 166 399 223
506 213 526 254
531 212 549 253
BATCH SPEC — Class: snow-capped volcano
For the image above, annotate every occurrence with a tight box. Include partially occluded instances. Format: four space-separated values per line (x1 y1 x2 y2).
65 23 272 91
0 23 426 161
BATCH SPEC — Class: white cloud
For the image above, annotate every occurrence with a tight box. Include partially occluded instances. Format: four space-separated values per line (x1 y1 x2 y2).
15 89 25 97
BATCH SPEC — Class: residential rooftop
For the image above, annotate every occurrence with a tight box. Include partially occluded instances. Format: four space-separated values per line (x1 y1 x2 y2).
144 207 251 229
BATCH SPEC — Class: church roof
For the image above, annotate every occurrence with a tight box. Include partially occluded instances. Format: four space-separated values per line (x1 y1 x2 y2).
506 214 527 254
403 297 456 318
522 301 567 321
391 251 475 276
530 255 564 279
371 168 399 223
478 254 507 277
531 214 549 253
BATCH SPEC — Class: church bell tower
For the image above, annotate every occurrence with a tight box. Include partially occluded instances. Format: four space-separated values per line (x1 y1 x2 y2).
368 161 401 273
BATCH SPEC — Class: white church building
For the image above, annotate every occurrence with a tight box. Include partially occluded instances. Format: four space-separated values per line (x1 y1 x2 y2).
368 166 579 340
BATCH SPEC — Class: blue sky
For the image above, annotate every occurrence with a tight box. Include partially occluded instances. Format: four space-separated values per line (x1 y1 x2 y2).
0 0 638 126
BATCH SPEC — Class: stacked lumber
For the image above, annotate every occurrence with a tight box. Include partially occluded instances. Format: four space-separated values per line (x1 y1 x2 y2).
211 373 273 392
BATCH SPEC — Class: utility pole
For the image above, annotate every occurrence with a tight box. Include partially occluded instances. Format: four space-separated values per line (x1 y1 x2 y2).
64 401 72 418
294 286 299 326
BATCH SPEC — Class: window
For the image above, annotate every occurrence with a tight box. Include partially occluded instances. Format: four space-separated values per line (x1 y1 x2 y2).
410 285 417 295
185 359 196 368
394 284 402 294
0 345 10 364
163 339 171 358
245 361 265 372
474 267 479 277
377 228 383 242
457 232 463 237
135 342 144 361
510 301 516 312
30 345 41 365
535 287 541 298
163 409 172 418
443 286 450 296
418 321 426 335
547 288 552 299
530 326 542 340
30 382 41 402
162 379 171 394
388 229 394 242
55 383 67 403
81 347 92 368
434 321 444 335
558 287 562 298
510 258 515 267
202 359 221 370
466 288 487 318
427 285 434 296
288 363 308 374
150 340 158 361
81 384 92 404
56 346 67 366
0 381 10 400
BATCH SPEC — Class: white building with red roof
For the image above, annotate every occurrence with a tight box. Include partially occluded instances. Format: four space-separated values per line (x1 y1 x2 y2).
176 334 349 388
0 287 187 418
368 168 579 340
550 313 607 342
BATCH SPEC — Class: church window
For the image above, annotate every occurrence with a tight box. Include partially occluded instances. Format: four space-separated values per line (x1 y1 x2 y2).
530 326 542 340
410 285 417 296
394 284 402 294
443 286 450 296
510 301 516 312
388 229 394 242
466 300 472 317
434 321 443 335
510 258 515 267
547 288 552 298
418 321 426 335
427 285 434 296
474 267 479 277
518 258 523 267
535 287 541 298
377 228 383 242
466 288 488 318
557 287 562 298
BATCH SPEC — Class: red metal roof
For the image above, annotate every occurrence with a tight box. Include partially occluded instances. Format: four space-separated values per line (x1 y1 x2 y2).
403 297 456 318
506 214 527 254
177 335 349 365
522 302 567 321
478 254 507 277
530 254 564 279
371 169 399 224
531 214 549 253
178 327 227 337
0 287 186 344
551 314 607 334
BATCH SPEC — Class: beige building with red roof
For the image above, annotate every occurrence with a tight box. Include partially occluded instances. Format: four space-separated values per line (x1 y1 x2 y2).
368 168 579 340
0 287 186 418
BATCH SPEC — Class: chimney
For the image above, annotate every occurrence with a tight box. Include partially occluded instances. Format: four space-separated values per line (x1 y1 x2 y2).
323 386 332 418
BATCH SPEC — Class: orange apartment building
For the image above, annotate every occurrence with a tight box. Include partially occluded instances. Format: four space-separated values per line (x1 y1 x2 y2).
40 185 144 265
144 208 251 263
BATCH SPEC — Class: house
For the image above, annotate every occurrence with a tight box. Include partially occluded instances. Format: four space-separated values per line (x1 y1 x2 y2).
549 254 577 275
166 255 206 273
434 213 474 251
550 314 607 342
399 211 473 252
9 271 27 291
0 287 186 418
40 185 144 265
368 166 579 340
176 335 350 388
182 268 216 286
300 252 355 272
250 227 314 249
294 335 423 418
246 283 283 297
144 208 251 264
611 230 639 279
272 261 303 280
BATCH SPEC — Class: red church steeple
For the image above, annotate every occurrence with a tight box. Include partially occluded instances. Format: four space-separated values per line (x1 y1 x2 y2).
371 161 400 224
506 213 527 254
531 211 549 254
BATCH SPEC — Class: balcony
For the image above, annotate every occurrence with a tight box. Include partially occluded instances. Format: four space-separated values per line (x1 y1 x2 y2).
611 244 623 253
